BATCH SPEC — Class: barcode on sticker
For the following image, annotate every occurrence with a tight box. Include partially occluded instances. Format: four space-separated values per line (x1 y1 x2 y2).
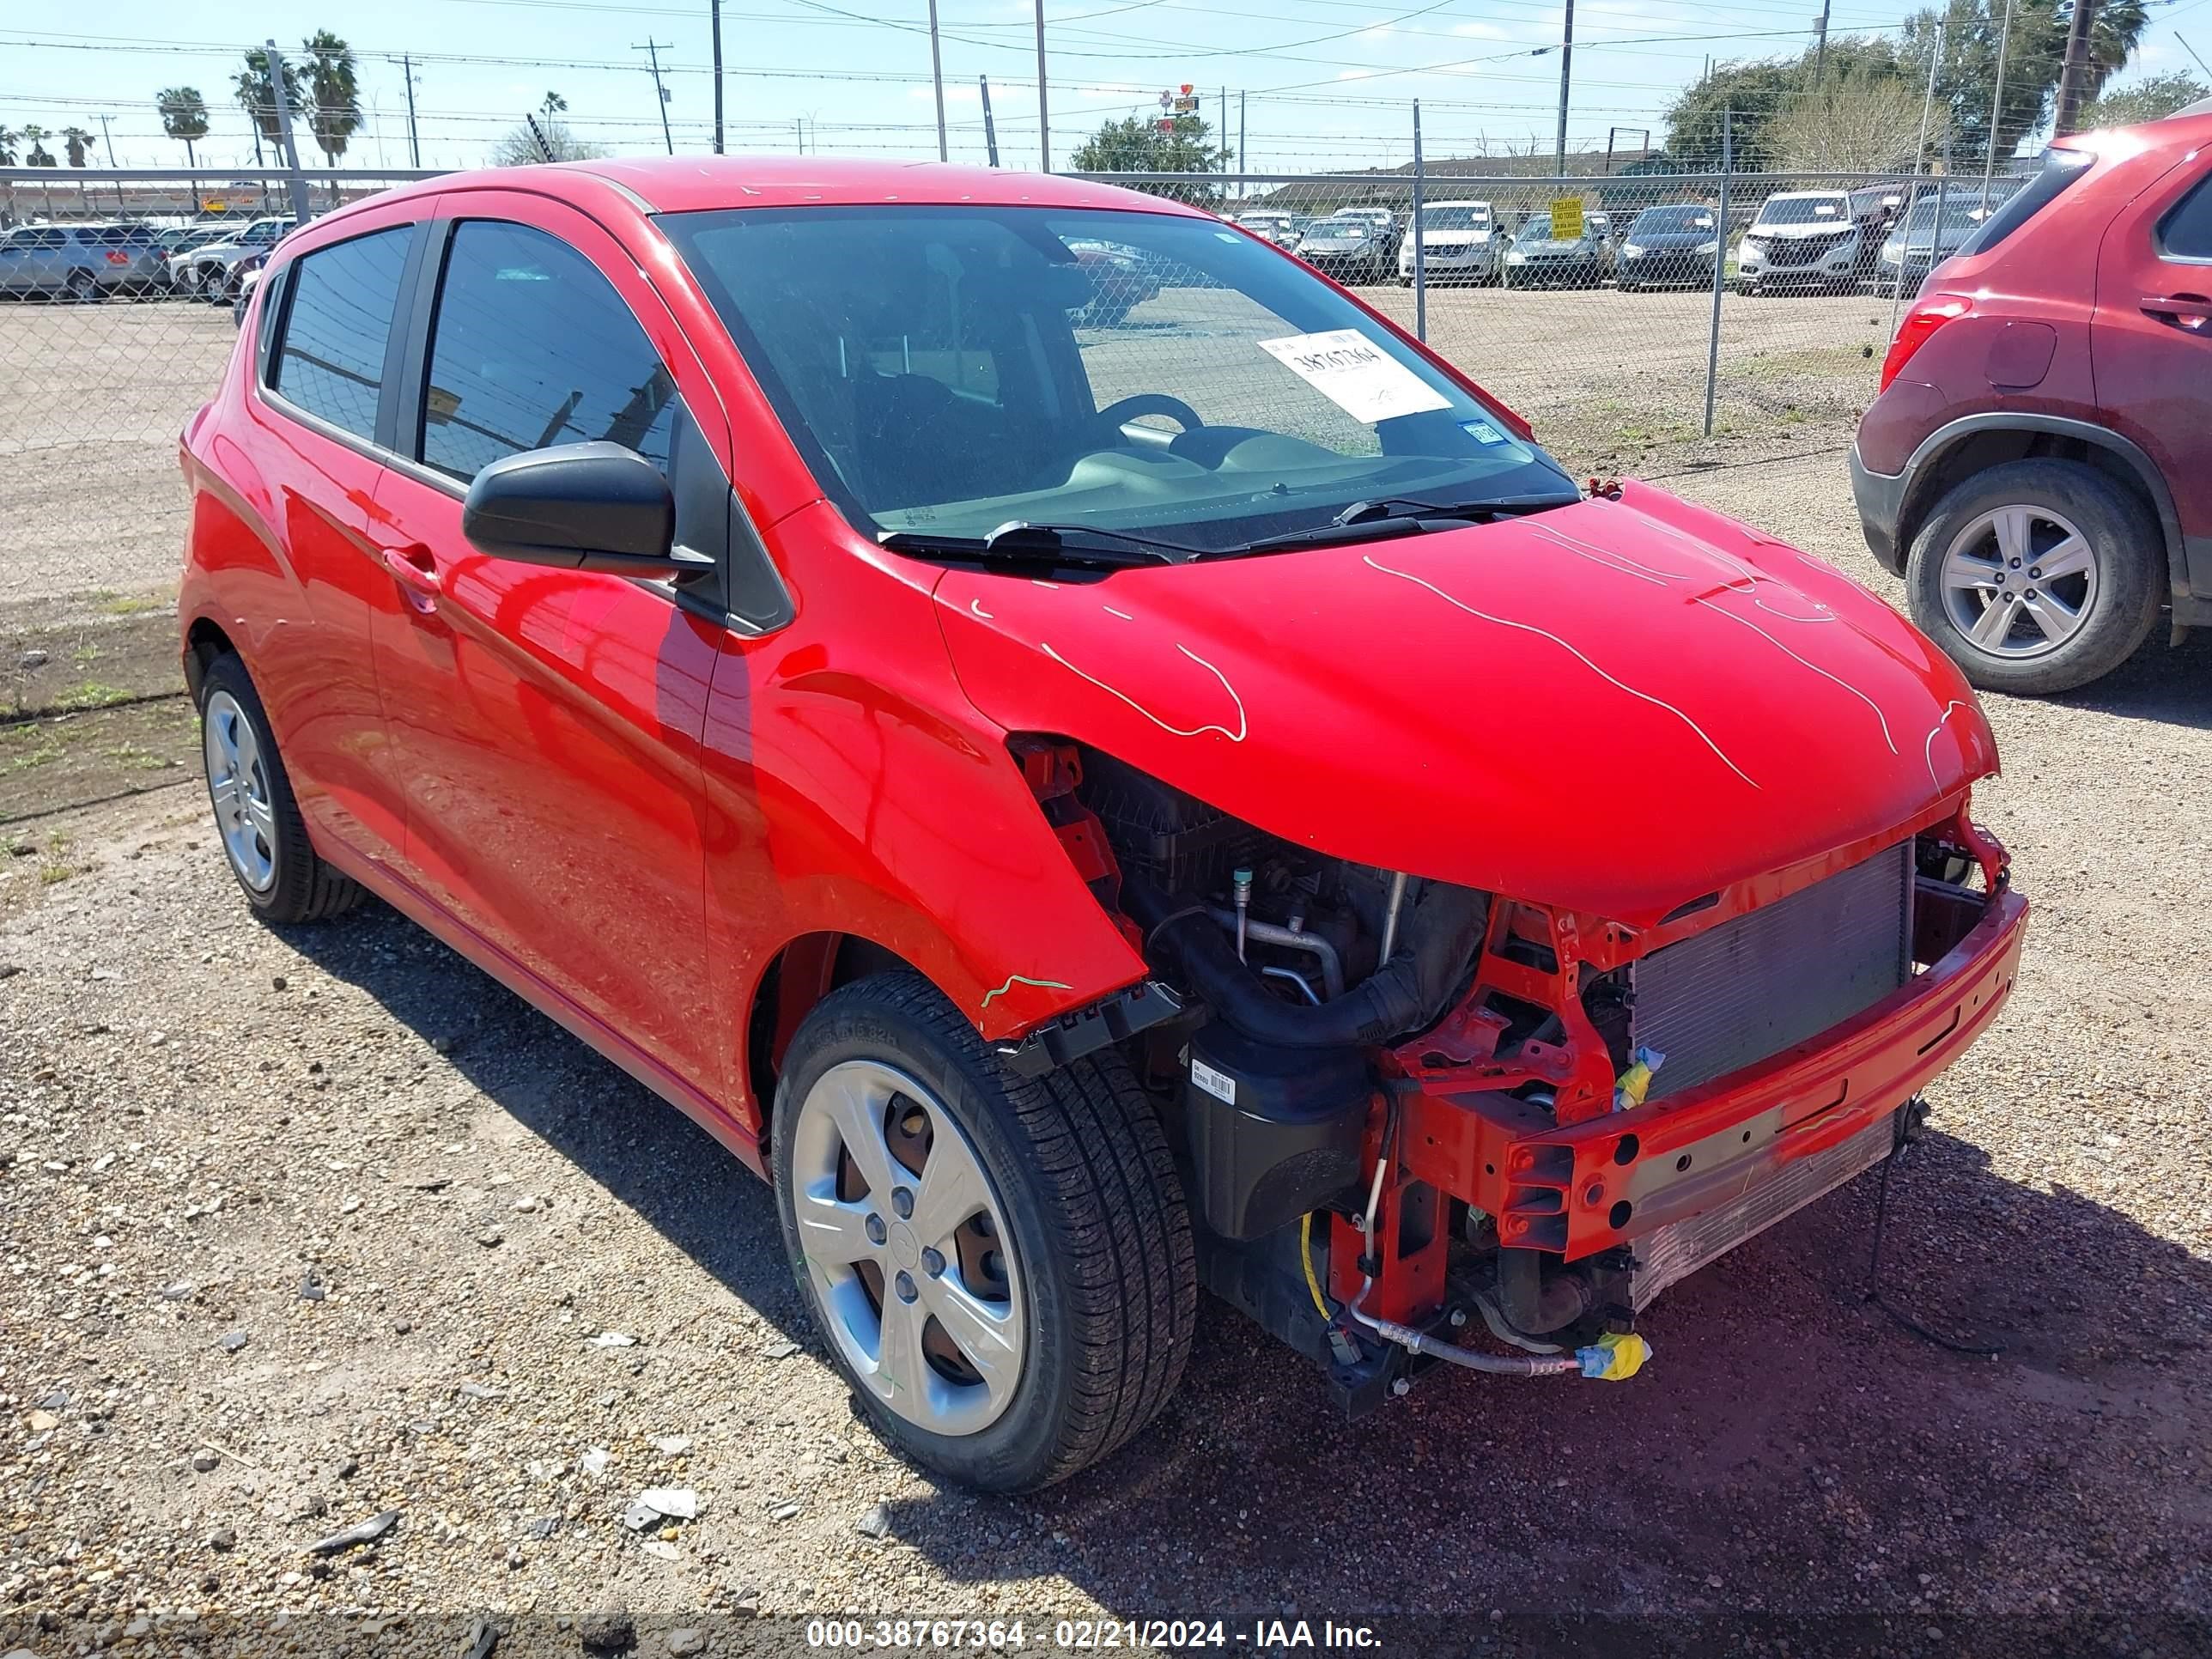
1190 1056 1237 1105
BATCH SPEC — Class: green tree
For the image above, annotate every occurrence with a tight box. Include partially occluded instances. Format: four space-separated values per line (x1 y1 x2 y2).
22 125 56 167
302 31 362 165
1897 0 2150 164
0 127 18 167
1663 37 1902 169
233 47 307 165
158 87 210 167
60 125 94 168
1765 68 1948 170
2077 70 2209 128
1068 112 1231 204
540 91 568 118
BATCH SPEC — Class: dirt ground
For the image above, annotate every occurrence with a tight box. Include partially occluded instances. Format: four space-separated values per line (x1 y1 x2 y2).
3 300 2209 1655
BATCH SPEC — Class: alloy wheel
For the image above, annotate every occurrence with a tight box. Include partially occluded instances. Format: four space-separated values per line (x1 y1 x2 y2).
790 1059 1024 1437
202 689 278 893
1938 503 2100 659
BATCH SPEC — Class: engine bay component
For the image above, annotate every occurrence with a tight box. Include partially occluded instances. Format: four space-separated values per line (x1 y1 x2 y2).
1182 1023 1370 1240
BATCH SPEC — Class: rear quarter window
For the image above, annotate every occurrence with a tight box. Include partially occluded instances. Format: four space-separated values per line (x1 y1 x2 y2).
1957 146 2096 257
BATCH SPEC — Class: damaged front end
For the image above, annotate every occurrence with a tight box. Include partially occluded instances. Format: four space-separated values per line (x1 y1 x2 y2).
1006 736 2029 1412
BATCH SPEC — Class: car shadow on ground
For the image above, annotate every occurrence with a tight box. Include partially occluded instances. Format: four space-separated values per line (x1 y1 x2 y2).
283 902 2212 1634
2038 626 2212 732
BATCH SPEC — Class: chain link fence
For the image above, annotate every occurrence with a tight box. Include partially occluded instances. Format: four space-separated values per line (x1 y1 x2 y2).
2 161 2021 605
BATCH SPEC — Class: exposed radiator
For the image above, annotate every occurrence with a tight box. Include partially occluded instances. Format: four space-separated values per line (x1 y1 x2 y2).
1632 1108 1899 1309
1631 841 1913 1100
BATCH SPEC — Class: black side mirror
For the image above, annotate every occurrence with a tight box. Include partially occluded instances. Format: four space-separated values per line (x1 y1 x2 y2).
461 441 709 580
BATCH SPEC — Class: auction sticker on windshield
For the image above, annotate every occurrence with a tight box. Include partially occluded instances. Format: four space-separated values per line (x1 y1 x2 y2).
1257 329 1449 424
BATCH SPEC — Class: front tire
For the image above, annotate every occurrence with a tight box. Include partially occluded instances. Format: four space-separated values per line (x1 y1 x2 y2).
197 653 364 922
773 972 1194 1492
1905 458 2163 696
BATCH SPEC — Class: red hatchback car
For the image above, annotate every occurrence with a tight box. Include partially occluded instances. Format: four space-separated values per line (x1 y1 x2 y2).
1853 110 2212 694
181 159 2027 1491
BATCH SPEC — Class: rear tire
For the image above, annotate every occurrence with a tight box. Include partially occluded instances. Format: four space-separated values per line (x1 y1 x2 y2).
773 971 1194 1492
1905 458 2164 696
64 269 100 302
196 653 365 923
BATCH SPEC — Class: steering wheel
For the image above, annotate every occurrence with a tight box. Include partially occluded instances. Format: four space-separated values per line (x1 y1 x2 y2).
1097 393 1205 437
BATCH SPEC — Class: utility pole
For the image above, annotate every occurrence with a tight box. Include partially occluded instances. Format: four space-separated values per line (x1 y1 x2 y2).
264 39 313 222
635 40 676 155
711 0 725 154
980 76 1000 167
2053 0 2099 137
97 113 122 213
1237 89 1246 197
1813 0 1832 84
402 54 422 167
1982 0 2015 206
1553 0 1574 176
1034 0 1050 172
927 0 948 161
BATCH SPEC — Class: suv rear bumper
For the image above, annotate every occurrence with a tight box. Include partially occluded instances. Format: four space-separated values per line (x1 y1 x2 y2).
1849 440 1908 574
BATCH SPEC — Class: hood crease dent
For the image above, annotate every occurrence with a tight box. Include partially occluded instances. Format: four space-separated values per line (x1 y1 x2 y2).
933 483 1997 928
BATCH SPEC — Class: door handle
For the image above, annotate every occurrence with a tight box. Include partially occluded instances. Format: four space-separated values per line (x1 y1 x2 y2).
2140 293 2210 333
378 543 443 612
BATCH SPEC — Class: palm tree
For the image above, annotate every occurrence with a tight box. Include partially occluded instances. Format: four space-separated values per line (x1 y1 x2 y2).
61 126 94 168
159 87 210 211
0 127 18 167
22 125 57 167
540 91 568 119
234 48 307 167
302 30 364 172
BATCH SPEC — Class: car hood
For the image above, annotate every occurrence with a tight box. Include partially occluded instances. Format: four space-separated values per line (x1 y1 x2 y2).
932 483 1996 927
1752 221 1855 240
1627 231 1717 248
1301 234 1370 250
1410 229 1492 245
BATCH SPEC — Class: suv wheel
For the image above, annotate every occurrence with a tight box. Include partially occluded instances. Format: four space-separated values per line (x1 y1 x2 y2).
1905 458 2163 695
197 653 365 921
64 269 100 302
773 971 1194 1492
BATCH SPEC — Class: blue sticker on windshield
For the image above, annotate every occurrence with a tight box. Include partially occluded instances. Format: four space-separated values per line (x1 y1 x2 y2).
1462 420 1507 447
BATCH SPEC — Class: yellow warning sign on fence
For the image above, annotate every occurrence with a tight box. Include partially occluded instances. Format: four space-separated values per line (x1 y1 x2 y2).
1548 197 1584 241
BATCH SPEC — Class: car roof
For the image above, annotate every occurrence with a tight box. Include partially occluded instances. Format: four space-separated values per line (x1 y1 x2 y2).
1760 189 1850 202
302 157 1219 246
1427 199 1492 209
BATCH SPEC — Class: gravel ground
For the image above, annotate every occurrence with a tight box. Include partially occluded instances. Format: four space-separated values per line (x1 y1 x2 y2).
2 449 2209 1655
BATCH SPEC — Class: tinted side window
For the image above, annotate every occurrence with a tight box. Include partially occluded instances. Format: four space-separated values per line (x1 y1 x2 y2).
270 227 414 443
419 221 677 484
1958 146 2095 258
2159 170 2212 260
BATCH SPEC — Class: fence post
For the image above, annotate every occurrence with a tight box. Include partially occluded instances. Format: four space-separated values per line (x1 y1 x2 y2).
1412 100 1427 343
1703 108 1731 437
264 40 314 224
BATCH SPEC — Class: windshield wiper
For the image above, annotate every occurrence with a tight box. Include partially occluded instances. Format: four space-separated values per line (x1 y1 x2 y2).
879 520 1199 569
1235 490 1579 554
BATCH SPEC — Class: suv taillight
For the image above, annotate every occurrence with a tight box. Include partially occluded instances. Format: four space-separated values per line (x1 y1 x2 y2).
1881 293 1973 391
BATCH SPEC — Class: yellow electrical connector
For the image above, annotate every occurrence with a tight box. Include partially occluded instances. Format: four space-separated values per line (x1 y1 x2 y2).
1576 1330 1651 1381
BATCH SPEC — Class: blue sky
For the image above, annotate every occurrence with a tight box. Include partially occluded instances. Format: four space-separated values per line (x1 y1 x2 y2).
5 0 2209 173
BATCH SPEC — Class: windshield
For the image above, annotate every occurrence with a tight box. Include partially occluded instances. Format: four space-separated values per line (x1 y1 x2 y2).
1755 196 1850 227
1630 205 1715 234
1896 197 1992 235
1419 206 1490 230
1514 216 1582 245
662 204 1571 554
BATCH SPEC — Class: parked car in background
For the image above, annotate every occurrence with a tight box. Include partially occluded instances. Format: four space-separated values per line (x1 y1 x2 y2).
1615 203 1721 290
1295 210 1394 283
1332 204 1402 262
180 155 2027 1492
1735 190 1864 294
1065 237 1164 326
1502 209 1612 288
174 216 293 295
231 253 269 328
1878 191 1998 295
156 224 232 262
1395 201 1499 286
1235 210 1302 251
0 222 166 299
1852 112 2212 692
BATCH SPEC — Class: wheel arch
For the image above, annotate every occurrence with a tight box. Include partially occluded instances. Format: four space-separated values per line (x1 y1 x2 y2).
744 930 931 1144
1896 416 2185 606
182 615 238 702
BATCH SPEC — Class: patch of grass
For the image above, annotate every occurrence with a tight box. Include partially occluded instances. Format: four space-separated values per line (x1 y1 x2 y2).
1727 343 1880 383
56 681 134 711
38 829 80 885
98 592 169 617
102 741 176 773
72 642 101 667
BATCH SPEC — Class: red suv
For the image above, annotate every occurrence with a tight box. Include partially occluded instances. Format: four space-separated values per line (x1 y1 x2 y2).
181 160 2027 1491
1853 111 2212 694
